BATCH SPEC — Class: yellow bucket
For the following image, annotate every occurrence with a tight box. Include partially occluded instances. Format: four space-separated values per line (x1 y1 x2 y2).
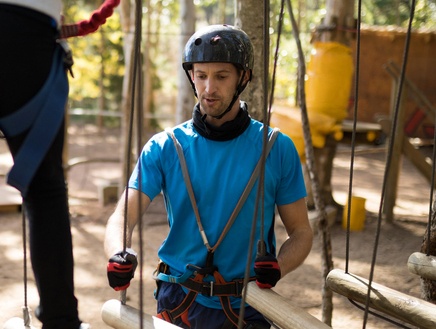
342 196 366 231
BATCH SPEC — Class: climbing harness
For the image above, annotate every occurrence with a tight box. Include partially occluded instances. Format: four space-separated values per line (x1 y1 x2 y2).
0 42 71 196
153 127 280 327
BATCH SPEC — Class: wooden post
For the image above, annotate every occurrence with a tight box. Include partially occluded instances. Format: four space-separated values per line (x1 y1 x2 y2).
408 252 436 280
244 281 331 329
326 269 436 329
383 78 408 222
101 299 181 329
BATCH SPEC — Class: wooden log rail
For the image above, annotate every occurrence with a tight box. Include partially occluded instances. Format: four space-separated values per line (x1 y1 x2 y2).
326 269 436 329
408 252 436 280
101 299 181 329
244 281 331 329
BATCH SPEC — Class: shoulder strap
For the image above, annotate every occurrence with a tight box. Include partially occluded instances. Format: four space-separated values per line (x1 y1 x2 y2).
165 127 280 252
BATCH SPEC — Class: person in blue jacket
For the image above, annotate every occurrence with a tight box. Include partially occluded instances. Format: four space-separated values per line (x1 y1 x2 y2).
105 24 313 329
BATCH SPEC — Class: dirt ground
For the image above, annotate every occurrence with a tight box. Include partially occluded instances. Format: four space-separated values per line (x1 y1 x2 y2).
0 123 433 329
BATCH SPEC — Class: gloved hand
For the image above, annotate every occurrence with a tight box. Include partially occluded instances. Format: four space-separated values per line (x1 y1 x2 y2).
254 253 281 289
107 248 138 291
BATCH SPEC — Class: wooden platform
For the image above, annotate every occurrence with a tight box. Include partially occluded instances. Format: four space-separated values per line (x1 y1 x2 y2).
0 183 22 213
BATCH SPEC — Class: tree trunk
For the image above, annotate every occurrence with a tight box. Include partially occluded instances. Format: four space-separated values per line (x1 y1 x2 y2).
176 0 196 124
119 0 136 187
235 0 265 121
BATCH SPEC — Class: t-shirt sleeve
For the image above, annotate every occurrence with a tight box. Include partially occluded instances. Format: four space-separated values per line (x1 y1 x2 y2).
128 134 167 200
275 133 307 205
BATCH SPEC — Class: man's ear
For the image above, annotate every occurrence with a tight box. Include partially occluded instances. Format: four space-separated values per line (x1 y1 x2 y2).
243 70 252 84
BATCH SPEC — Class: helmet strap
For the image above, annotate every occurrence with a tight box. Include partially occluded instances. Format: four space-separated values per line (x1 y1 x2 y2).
184 69 198 98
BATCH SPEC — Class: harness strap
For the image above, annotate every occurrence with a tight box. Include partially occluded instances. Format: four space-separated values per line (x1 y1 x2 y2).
0 43 68 196
214 270 246 328
165 127 280 253
157 273 205 327
181 276 255 297
159 127 280 327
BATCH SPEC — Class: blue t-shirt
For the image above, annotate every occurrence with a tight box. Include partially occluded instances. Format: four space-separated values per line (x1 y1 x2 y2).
129 118 306 309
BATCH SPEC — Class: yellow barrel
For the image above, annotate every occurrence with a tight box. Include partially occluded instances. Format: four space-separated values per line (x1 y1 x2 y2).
305 41 354 122
270 107 343 161
342 196 366 231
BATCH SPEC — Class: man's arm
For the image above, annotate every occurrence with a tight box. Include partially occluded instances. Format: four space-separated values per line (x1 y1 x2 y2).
276 198 313 277
104 188 151 258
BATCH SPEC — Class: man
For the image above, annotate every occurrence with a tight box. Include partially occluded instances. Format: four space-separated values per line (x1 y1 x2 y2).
105 24 313 329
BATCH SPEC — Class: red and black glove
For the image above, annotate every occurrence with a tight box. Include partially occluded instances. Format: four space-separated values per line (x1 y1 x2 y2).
254 252 281 289
107 249 138 291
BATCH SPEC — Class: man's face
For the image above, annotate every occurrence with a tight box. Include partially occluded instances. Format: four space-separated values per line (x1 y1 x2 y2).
191 62 241 118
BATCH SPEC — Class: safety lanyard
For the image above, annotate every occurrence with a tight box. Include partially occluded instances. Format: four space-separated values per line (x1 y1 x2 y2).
165 126 279 253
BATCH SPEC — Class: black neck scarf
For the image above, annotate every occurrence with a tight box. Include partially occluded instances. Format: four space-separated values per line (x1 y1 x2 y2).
192 102 251 141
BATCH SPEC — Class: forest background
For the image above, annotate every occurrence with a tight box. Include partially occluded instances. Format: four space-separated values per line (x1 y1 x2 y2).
63 0 436 133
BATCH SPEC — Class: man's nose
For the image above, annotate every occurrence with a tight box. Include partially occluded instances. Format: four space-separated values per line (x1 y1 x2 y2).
205 78 216 93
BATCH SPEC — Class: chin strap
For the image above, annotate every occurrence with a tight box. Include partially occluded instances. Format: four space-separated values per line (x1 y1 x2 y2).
211 70 248 120
60 0 120 38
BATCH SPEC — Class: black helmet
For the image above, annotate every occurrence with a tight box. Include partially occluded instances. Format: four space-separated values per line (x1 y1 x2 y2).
182 24 254 73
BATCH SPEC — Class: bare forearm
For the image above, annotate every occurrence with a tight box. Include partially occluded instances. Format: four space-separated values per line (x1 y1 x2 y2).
104 212 134 257
104 189 150 258
277 227 313 277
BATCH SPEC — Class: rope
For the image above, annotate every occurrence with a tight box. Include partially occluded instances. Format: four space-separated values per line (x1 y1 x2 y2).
132 1 144 327
60 0 121 39
121 0 143 313
239 1 275 327
21 209 32 327
427 134 436 255
340 0 425 327
344 0 363 276
284 0 335 323
362 1 416 327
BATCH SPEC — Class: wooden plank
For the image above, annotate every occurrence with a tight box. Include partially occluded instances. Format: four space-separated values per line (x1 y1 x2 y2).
326 269 436 329
101 299 182 329
3 317 37 329
244 281 330 329
402 136 433 184
0 185 21 213
408 252 436 280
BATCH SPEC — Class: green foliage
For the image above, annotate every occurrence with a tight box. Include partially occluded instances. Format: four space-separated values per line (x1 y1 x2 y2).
63 1 124 112
361 0 436 29
62 0 435 126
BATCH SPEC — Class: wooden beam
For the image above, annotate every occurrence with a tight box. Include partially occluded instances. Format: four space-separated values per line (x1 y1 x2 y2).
244 281 330 329
326 269 436 329
408 252 436 280
101 299 182 329
3 317 37 329
0 184 21 213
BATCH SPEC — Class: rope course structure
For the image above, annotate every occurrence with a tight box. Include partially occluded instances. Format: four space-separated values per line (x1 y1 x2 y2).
7 0 436 327
326 0 436 327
